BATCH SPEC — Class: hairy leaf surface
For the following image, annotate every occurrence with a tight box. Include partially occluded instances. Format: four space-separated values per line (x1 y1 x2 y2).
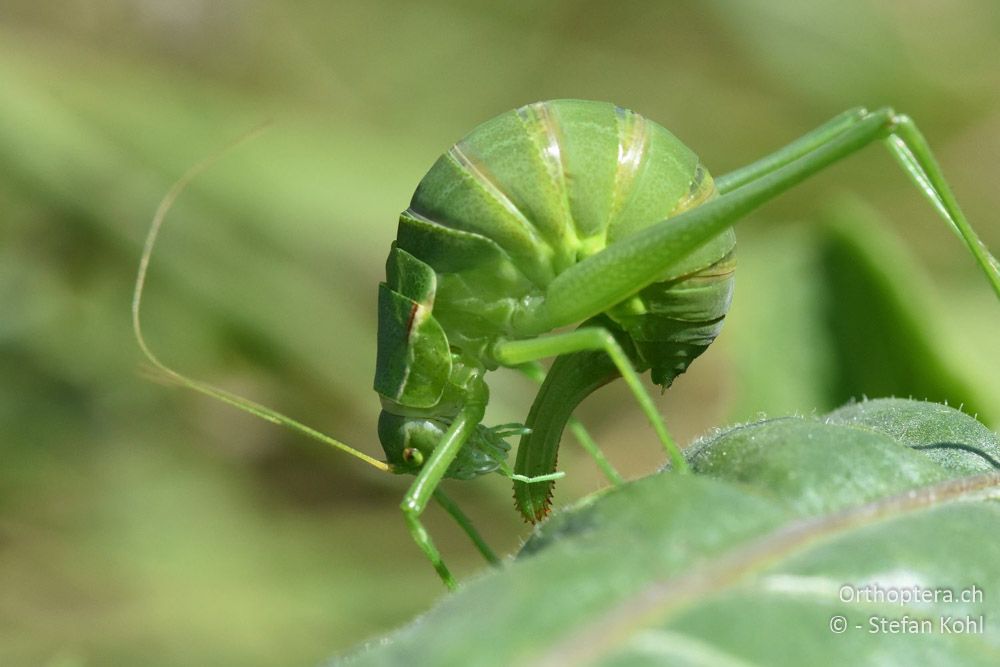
337 399 1000 666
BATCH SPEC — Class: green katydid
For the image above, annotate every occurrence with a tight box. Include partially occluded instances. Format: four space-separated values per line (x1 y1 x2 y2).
134 100 1000 590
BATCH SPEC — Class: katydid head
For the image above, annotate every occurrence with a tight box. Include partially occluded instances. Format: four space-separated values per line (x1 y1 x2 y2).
377 410 514 479
376 411 444 473
375 325 520 479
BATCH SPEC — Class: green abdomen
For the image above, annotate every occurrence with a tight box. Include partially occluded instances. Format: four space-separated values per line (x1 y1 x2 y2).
394 100 734 368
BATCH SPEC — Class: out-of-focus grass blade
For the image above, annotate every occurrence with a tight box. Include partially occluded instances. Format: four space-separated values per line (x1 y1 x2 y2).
725 199 995 426
817 198 994 424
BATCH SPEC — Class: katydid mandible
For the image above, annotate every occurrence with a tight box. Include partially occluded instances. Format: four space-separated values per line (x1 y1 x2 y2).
134 100 1000 590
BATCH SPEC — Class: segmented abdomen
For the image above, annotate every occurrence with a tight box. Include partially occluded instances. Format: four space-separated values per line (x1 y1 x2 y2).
394 99 734 374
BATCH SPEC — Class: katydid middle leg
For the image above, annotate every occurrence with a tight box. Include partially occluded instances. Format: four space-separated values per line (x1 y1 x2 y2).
495 328 686 521
432 488 499 566
494 329 687 471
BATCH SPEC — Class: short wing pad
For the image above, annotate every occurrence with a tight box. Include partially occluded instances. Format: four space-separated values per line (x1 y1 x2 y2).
375 248 452 408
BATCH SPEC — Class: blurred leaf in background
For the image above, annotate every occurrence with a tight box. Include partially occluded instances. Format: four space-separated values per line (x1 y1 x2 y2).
0 1 998 665
725 199 997 424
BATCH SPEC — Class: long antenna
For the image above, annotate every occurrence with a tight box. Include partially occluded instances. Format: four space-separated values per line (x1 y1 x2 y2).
132 123 390 473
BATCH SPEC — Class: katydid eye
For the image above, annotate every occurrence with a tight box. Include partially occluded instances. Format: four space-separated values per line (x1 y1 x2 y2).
402 448 424 466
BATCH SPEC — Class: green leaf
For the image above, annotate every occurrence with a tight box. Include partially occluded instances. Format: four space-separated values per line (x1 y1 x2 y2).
336 399 1000 666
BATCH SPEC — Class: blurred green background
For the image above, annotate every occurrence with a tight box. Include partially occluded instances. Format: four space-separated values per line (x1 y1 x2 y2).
2 1 999 665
